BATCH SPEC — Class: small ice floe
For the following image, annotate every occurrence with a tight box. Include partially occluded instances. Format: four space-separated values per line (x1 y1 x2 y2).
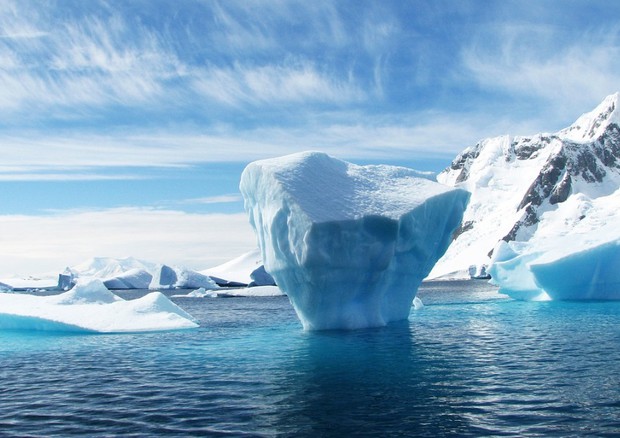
412 296 424 310
0 279 199 333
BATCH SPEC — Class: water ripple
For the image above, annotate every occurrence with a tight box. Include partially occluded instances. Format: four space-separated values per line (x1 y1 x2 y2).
1 284 620 436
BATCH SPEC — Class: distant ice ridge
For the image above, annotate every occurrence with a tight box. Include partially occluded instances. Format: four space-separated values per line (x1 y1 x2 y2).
240 151 469 330
488 188 620 300
174 285 284 298
62 257 220 291
0 279 199 333
431 92 620 281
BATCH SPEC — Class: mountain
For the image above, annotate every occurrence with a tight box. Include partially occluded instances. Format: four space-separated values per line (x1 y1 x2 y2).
429 92 620 279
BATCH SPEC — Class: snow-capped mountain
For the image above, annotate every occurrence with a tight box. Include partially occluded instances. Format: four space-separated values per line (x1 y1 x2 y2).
429 92 620 279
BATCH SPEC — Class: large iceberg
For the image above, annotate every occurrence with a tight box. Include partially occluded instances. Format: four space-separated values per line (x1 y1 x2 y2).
488 189 620 300
239 151 469 330
0 279 199 333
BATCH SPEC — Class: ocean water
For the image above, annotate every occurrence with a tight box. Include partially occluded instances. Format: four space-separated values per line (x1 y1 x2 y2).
1 281 620 437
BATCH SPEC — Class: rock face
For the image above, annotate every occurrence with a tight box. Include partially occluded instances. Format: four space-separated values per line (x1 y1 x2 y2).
430 92 620 279
240 151 469 330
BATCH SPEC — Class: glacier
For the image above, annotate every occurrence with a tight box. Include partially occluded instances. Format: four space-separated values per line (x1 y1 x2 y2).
240 151 469 330
0 279 199 333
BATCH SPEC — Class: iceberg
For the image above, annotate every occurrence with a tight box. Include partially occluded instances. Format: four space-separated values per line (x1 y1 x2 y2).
240 151 469 330
203 248 275 287
0 279 199 333
103 268 153 289
489 190 620 300
149 265 219 290
174 285 284 298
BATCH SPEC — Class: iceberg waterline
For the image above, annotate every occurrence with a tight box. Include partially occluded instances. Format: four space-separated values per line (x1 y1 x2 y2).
0 279 199 333
240 151 469 330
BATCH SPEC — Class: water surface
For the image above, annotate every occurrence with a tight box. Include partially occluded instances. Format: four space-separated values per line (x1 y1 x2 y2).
1 281 619 436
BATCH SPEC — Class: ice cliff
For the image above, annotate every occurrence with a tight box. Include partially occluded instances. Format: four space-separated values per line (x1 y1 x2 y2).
240 151 469 330
431 92 620 285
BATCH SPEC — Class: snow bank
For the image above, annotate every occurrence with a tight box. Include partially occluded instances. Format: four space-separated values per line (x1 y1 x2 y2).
0 279 199 333
240 151 469 330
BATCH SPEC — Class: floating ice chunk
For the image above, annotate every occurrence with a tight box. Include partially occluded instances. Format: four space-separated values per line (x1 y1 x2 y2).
240 151 469 330
412 296 424 310
530 240 620 300
0 279 198 333
174 285 284 298
215 286 284 297
487 241 548 301
103 268 153 289
203 248 274 287
50 278 122 304
489 221 620 301
149 265 219 290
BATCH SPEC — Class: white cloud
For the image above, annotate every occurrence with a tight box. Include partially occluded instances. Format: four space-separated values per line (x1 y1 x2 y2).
462 23 620 119
192 62 363 107
0 107 559 180
0 172 146 182
0 208 257 277
181 194 243 205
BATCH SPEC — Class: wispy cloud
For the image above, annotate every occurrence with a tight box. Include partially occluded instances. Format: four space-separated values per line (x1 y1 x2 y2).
0 172 147 182
192 62 363 107
180 194 243 205
0 208 256 276
461 21 620 119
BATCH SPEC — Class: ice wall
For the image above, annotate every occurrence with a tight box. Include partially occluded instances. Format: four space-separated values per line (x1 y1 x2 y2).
488 189 620 301
240 151 469 330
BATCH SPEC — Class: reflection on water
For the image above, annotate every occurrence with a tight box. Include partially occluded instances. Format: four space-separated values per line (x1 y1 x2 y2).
1 281 620 436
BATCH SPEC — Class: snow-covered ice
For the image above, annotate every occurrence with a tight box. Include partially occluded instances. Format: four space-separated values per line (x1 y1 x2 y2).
60 257 219 291
174 285 284 298
203 248 275 287
489 188 620 300
0 279 199 333
240 151 469 330
149 265 219 290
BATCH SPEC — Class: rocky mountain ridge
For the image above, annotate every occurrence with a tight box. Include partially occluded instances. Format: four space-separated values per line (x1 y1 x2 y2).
430 92 620 279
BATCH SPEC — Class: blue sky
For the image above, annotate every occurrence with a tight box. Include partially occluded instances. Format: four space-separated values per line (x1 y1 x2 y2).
1 0 620 275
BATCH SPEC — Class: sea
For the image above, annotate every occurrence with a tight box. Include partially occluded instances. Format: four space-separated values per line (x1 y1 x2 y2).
1 280 620 437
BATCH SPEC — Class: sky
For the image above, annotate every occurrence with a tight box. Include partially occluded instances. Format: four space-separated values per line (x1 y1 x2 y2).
1 0 620 276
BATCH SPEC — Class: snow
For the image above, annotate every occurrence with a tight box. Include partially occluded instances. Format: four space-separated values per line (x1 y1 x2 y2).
58 257 219 291
240 151 469 330
174 285 284 298
559 92 619 142
202 248 275 286
430 134 557 278
103 268 153 289
489 188 620 300
0 276 59 291
431 92 620 280
0 279 199 333
149 265 219 290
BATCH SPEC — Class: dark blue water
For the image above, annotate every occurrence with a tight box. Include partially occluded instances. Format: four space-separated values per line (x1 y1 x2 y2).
2 281 620 437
